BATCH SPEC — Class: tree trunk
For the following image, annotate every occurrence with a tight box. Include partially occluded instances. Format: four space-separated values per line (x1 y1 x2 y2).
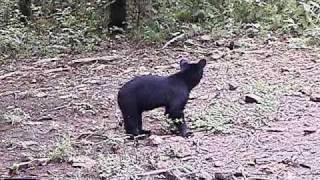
108 0 127 33
18 0 32 24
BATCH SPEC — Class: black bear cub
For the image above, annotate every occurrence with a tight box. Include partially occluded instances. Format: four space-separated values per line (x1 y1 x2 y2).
117 58 206 138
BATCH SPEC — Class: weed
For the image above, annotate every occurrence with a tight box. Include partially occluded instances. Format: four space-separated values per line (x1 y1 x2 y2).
49 134 75 162
97 153 142 179
190 102 235 133
1 108 30 125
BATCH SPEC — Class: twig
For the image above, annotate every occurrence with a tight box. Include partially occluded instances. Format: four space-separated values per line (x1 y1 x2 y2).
162 33 185 49
76 132 109 140
241 167 247 180
136 167 179 177
44 67 70 74
0 91 18 97
164 169 184 180
0 71 23 80
2 177 37 180
9 158 50 175
70 55 121 66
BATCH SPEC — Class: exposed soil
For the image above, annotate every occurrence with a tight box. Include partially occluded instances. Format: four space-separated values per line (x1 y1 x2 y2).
0 36 319 180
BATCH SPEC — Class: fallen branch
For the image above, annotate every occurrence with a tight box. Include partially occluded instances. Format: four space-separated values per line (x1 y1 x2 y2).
44 67 70 74
34 57 61 64
162 33 185 49
136 167 179 177
0 91 18 97
9 158 50 175
76 132 109 140
260 127 286 132
1 176 37 180
70 55 121 66
163 169 184 180
0 71 23 80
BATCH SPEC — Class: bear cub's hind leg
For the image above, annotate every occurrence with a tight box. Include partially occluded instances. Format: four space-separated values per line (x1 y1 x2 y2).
123 110 151 139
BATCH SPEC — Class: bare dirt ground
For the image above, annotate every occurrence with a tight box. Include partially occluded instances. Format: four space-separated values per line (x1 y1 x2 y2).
0 36 320 180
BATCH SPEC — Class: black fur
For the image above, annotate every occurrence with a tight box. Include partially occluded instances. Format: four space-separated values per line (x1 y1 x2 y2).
117 59 206 138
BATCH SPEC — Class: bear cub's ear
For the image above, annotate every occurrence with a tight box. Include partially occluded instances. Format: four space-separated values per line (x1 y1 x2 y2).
198 59 207 68
179 58 189 70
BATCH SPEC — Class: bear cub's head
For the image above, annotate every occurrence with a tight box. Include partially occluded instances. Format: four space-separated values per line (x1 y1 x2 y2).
178 58 207 89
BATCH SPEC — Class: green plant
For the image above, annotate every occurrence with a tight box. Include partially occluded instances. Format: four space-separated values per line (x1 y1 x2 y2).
1 108 30 125
190 101 236 133
1 0 320 59
49 135 75 162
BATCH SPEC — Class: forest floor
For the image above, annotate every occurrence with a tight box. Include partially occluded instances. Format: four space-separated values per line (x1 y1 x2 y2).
0 35 320 180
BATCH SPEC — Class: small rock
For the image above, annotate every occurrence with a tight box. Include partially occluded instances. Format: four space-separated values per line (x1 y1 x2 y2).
214 161 224 167
247 160 256 166
156 160 170 169
107 94 115 100
168 136 185 142
299 87 311 96
16 91 32 99
86 79 103 85
285 171 298 180
214 172 234 180
21 141 38 148
69 156 96 169
265 53 272 58
263 127 286 132
37 116 53 121
244 94 262 104
197 170 213 180
175 149 192 158
34 92 48 98
93 65 107 70
59 94 79 99
35 57 60 64
211 52 225 60
304 128 317 136
148 135 163 145
226 41 235 50
280 68 290 73
310 93 320 102
110 144 121 154
200 34 211 41
246 27 259 38
228 83 238 91
215 40 224 47
30 79 37 84
185 39 197 46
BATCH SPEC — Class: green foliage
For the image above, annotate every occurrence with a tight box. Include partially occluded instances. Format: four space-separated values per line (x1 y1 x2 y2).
190 80 283 132
135 0 320 41
0 0 319 58
190 103 234 133
305 27 320 45
0 108 30 125
0 0 108 59
49 135 74 162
